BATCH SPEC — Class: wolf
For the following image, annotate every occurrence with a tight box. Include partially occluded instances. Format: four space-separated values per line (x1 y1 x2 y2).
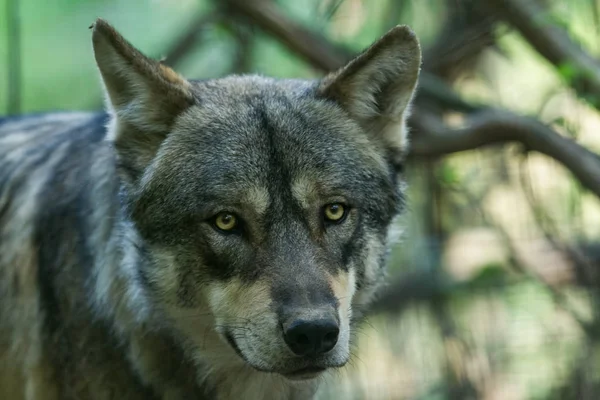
0 18 421 400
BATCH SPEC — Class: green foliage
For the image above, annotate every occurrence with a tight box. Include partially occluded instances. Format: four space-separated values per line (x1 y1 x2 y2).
463 263 508 290
557 61 579 83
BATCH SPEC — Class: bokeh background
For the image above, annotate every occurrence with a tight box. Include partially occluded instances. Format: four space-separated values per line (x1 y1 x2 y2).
3 0 600 399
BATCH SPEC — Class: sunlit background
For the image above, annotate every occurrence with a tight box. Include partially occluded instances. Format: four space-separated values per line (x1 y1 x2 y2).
3 0 600 399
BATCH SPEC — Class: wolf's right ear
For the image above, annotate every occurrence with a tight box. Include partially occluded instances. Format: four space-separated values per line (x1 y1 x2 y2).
317 26 421 162
91 19 194 180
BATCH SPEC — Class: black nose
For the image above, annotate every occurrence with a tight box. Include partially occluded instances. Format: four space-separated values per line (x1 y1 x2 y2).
283 319 339 356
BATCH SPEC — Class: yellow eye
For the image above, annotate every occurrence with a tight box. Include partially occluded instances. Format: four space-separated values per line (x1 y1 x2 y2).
214 212 238 231
323 203 347 222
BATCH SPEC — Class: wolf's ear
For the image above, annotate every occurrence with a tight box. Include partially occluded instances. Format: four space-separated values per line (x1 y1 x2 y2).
91 19 194 179
317 26 421 159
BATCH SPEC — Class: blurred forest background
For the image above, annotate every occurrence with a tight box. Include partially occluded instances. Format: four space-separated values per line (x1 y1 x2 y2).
3 0 600 399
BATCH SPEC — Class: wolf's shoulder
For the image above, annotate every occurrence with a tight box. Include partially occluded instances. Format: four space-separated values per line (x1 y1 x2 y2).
0 110 113 209
0 111 111 186
0 110 117 233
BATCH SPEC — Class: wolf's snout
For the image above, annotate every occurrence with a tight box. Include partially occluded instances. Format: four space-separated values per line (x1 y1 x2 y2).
283 319 339 356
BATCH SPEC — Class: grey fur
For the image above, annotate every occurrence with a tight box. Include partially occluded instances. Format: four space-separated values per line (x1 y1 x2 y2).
0 19 421 399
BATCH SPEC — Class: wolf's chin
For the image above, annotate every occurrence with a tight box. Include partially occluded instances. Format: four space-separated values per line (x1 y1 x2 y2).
281 366 327 382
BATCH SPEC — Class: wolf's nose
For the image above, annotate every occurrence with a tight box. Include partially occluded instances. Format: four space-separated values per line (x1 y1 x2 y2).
283 319 339 356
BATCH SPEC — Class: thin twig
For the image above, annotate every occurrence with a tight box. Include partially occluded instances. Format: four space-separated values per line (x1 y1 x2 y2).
162 12 220 67
518 154 598 286
220 18 254 74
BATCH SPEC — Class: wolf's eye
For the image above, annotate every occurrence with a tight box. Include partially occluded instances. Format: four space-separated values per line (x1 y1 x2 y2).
323 203 347 223
213 212 238 232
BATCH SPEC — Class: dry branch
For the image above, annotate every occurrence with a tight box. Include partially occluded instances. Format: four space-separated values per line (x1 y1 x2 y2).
220 0 480 111
410 110 600 199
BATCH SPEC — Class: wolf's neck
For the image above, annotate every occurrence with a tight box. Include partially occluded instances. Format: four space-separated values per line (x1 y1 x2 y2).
91 212 153 331
89 212 203 395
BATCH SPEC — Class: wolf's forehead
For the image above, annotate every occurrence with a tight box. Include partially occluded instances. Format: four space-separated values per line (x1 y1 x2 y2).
164 86 389 211
176 90 382 173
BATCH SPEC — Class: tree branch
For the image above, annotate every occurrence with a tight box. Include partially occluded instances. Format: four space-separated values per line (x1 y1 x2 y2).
410 109 600 199
370 270 453 314
219 0 482 113
222 0 349 71
486 0 600 108
424 0 499 80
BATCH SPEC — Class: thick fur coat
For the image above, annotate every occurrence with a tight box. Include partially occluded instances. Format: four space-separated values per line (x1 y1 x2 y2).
0 19 421 399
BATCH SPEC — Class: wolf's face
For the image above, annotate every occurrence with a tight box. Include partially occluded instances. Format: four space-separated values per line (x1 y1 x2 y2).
92 20 420 380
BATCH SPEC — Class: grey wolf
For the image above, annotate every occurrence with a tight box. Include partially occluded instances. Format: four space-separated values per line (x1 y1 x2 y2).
0 18 421 399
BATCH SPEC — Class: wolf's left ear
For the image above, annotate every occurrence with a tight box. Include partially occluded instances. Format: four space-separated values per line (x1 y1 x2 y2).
91 19 195 183
91 18 194 132
317 26 421 160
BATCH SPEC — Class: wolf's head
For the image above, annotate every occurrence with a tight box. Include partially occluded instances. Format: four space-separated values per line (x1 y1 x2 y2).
92 19 420 381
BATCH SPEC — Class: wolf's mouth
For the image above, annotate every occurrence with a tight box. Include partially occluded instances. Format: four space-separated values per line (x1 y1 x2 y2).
225 333 246 360
224 332 272 372
224 332 334 377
